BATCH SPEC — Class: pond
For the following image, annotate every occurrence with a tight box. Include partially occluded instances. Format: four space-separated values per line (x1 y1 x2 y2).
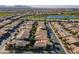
46 15 79 19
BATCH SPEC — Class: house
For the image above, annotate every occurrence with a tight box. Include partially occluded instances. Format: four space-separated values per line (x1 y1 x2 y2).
11 39 30 47
68 44 79 54
0 29 7 36
34 39 48 48
66 36 79 44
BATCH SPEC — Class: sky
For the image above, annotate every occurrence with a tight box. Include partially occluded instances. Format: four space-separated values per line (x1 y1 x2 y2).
0 0 79 8
0 0 79 5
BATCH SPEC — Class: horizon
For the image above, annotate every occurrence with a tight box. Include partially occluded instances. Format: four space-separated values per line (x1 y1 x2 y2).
0 5 79 8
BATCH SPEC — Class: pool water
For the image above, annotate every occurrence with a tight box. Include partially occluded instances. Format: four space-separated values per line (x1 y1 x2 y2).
46 15 79 19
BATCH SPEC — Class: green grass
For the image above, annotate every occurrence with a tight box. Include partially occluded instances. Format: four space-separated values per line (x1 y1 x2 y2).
0 12 13 17
26 16 44 19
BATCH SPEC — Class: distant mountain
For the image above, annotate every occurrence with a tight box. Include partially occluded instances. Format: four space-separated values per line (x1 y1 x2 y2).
13 5 31 8
0 5 31 8
0 5 31 12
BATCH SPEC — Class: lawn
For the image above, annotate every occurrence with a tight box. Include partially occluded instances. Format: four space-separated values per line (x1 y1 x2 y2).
24 15 45 20
0 12 13 17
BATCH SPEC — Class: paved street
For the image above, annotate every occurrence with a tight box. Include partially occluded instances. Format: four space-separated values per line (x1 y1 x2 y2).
46 22 68 54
